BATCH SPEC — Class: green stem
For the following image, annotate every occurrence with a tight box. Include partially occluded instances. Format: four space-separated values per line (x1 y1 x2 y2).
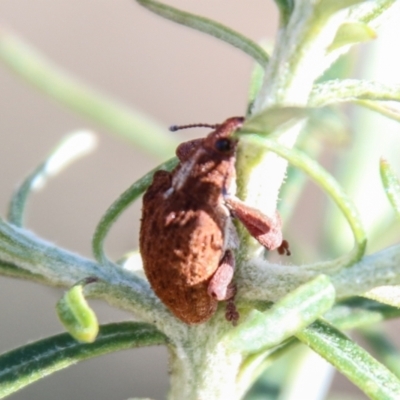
0 217 167 324
241 243 400 304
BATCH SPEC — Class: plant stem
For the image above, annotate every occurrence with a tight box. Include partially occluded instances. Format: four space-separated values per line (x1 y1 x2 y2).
168 325 243 400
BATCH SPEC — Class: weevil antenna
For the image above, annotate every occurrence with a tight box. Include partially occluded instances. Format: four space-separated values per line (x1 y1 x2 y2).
169 123 219 132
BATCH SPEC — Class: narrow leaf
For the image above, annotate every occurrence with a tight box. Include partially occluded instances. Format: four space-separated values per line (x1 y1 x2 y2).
380 158 400 218
0 322 167 399
8 131 96 227
297 319 400 400
328 22 376 51
135 0 269 67
247 62 265 116
279 107 349 224
325 297 400 330
237 339 299 398
364 285 400 308
56 282 99 343
243 298 400 399
310 79 400 107
241 107 310 135
276 347 334 400
236 133 367 268
0 260 48 284
318 0 369 16
229 275 335 354
358 100 400 123
356 0 397 25
273 0 294 25
0 27 177 158
92 157 178 264
362 328 400 378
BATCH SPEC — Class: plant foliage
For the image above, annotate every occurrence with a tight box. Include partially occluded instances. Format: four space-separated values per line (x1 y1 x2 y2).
1 1 400 399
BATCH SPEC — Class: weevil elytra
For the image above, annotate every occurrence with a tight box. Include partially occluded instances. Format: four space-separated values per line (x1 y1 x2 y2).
139 117 290 325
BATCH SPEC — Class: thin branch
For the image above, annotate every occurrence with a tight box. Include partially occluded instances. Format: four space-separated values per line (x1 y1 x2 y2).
0 218 167 323
239 244 400 302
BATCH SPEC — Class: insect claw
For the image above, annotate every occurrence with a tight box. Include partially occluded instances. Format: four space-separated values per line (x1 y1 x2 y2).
277 240 291 256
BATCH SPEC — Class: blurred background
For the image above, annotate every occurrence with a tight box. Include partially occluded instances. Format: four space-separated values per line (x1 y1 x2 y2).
0 1 399 399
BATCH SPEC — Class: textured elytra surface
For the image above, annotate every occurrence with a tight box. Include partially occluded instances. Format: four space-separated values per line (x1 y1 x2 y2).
140 118 244 324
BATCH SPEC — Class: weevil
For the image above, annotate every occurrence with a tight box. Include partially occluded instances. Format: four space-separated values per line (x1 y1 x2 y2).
139 117 290 325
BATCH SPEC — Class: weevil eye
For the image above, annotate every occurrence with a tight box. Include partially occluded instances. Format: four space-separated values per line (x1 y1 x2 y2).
215 138 233 153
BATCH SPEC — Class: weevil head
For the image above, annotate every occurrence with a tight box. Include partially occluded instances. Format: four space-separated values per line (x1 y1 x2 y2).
203 116 244 157
170 116 245 194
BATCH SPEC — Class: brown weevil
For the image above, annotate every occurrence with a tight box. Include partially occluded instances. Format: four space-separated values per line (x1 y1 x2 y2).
139 117 289 325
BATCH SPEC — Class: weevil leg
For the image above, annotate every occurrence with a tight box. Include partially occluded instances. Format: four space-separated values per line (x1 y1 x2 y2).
277 239 291 256
208 250 235 300
208 250 239 325
225 295 239 326
224 195 290 255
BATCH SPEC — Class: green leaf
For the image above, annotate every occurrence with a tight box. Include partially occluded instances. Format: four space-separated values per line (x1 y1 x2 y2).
243 298 400 399
273 0 294 25
297 319 400 400
357 0 397 25
0 260 48 283
238 339 299 398
328 22 376 51
310 79 400 107
135 0 269 67
241 106 310 135
92 157 178 265
358 100 400 123
247 62 265 116
364 285 400 308
0 27 177 158
0 322 167 399
8 131 96 227
380 158 400 218
326 297 400 330
317 47 358 83
362 327 400 378
236 133 367 268
56 282 99 343
318 0 368 17
229 275 335 354
279 107 349 224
